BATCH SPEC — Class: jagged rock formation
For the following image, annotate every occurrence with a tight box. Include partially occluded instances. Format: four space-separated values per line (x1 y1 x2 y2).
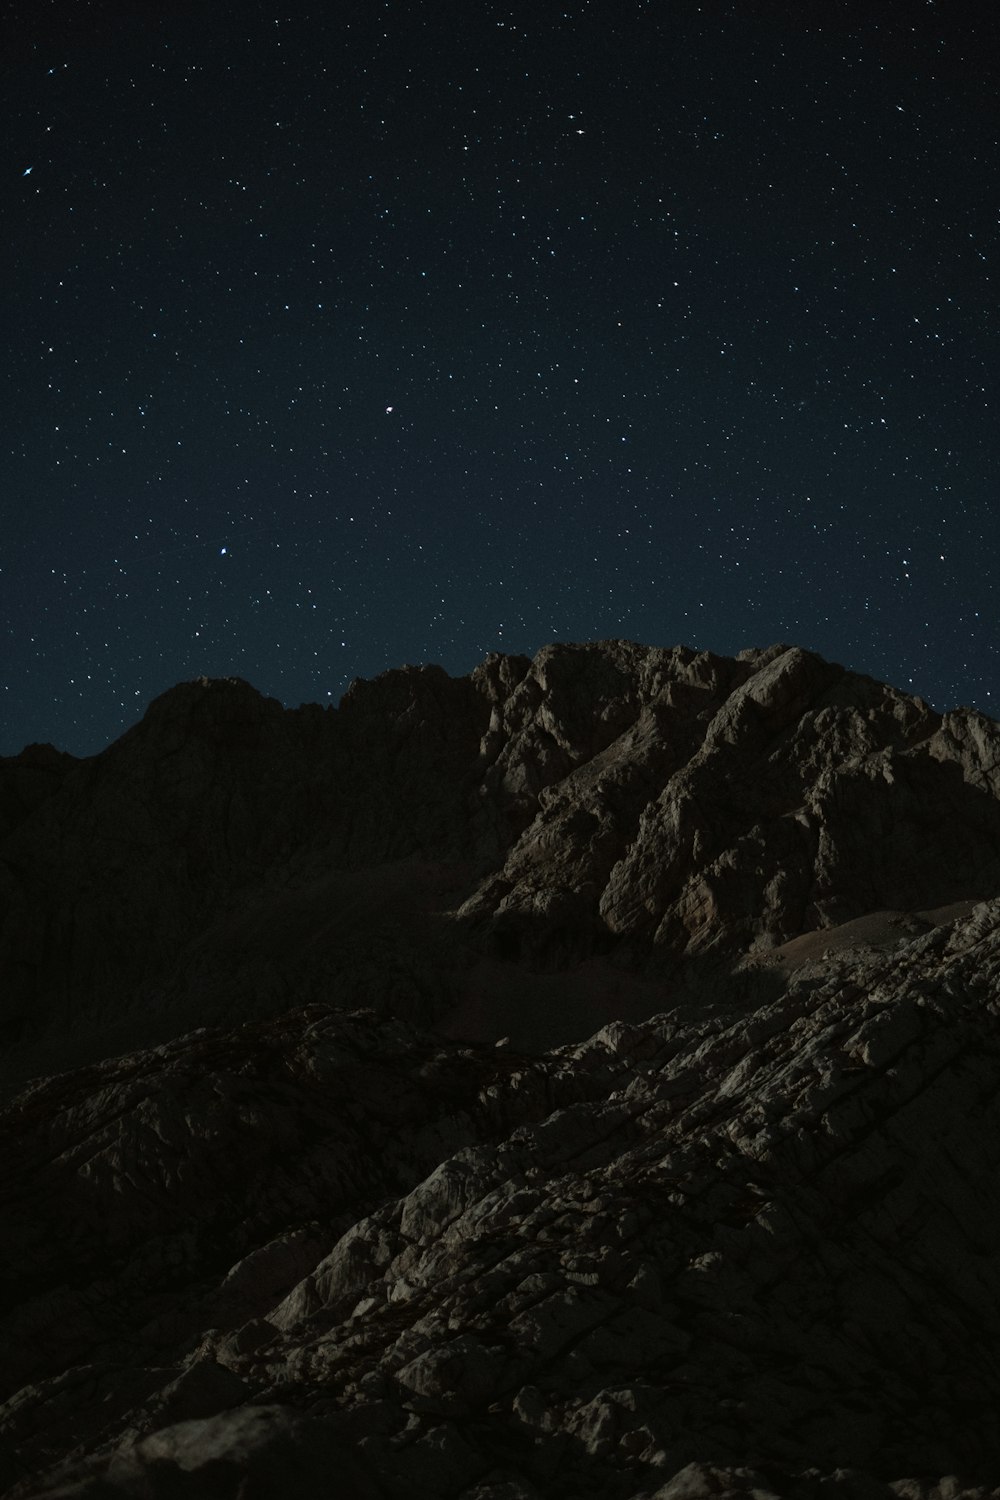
3 641 1000 1088
464 642 1000 964
5 899 1000 1496
4 640 1000 1495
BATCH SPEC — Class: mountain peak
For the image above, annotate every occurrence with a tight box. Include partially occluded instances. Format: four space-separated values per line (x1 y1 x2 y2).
4 642 1000 1496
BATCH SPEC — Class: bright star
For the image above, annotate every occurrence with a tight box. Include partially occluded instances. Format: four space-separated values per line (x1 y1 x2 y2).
22 166 33 176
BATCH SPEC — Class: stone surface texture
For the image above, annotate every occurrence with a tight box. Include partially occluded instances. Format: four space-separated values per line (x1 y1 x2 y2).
4 641 1000 1496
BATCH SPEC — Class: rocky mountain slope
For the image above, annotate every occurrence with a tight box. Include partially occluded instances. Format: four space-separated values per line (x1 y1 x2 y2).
4 640 1000 1085
4 639 1000 1496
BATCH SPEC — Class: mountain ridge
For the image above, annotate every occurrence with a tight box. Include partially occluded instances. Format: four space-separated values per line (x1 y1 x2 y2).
4 640 1000 1497
3 639 999 1089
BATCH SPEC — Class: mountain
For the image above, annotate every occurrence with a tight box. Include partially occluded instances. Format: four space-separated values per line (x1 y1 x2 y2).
3 640 1000 1498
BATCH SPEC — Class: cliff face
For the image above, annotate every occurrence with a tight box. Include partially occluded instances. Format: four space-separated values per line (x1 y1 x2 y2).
4 642 1000 1497
462 640 1000 963
3 641 1000 1083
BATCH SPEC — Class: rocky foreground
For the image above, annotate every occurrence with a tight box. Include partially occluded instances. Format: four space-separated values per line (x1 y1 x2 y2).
4 640 1000 1495
5 899 1000 1497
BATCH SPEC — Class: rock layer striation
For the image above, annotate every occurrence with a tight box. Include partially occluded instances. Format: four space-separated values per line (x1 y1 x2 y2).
5 901 1000 1495
4 641 1000 1495
3 641 1000 1083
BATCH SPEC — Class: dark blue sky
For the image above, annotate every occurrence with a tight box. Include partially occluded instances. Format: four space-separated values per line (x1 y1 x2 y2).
3 0 997 756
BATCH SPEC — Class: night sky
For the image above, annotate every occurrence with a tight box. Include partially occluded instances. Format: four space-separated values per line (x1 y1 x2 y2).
3 1 997 757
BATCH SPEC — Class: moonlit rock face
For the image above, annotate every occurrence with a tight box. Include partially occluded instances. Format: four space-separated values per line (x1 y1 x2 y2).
2 639 1000 1080
7 905 1000 1494
4 640 1000 1496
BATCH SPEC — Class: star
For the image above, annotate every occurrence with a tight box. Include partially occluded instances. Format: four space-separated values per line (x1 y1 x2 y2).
1 3 995 757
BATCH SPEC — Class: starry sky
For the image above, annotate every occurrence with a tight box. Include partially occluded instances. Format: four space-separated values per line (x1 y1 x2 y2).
3 0 997 757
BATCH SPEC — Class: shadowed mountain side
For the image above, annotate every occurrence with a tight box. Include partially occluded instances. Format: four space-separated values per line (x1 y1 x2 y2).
6 643 1000 1495
0 666 487 1088
3 640 1000 1094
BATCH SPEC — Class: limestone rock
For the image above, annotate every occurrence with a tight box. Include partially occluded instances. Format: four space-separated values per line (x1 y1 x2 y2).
5 901 1000 1494
4 641 1000 1087
467 641 1000 963
6 643 1000 1495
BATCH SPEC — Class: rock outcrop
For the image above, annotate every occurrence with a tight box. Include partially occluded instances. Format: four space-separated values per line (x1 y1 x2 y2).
5 899 1000 1496
5 640 1000 1495
463 642 1000 966
3 641 1000 1088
